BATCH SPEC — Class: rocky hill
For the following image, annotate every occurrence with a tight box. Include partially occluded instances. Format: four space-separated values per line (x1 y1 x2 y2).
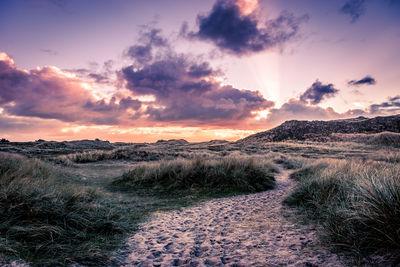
238 114 400 144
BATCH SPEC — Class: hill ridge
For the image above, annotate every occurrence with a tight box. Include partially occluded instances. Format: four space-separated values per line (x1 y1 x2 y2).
238 114 400 144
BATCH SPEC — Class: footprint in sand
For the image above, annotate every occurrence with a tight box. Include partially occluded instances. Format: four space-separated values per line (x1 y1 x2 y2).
115 167 344 267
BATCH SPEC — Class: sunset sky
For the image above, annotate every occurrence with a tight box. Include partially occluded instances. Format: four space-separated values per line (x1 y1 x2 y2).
0 0 399 142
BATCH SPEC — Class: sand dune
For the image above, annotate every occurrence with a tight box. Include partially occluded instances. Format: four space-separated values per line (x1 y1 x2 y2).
116 167 343 266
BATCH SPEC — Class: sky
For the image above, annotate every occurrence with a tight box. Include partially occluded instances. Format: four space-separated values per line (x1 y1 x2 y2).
0 0 399 142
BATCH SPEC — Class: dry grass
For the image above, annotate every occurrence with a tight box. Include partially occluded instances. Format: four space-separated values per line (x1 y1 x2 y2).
0 151 278 265
332 131 400 147
0 153 122 265
284 159 400 259
1 137 399 265
113 155 277 192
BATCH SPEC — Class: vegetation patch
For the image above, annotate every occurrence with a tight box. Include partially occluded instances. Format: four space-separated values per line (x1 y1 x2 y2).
113 156 277 193
0 153 122 265
284 159 400 259
332 131 400 148
272 154 304 170
0 152 277 266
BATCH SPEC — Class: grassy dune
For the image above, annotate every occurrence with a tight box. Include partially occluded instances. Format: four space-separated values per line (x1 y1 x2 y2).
113 156 277 192
1 138 400 265
0 152 278 266
284 159 400 258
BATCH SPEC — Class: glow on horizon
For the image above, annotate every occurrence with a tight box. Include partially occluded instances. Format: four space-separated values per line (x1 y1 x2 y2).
41 124 259 143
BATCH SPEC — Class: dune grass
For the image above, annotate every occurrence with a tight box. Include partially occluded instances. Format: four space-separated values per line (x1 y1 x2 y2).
284 159 400 259
3 138 399 265
272 154 304 170
332 131 400 148
112 156 277 193
54 146 163 164
0 152 278 265
0 153 124 265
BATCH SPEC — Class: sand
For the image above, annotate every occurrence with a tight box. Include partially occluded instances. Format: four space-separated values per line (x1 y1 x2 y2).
115 167 344 266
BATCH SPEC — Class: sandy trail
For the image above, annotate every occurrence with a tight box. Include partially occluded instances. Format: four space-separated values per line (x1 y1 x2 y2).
117 167 343 266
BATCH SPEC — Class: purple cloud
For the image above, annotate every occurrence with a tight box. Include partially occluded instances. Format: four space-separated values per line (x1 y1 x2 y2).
121 54 274 124
348 75 376 86
193 0 308 55
369 95 400 114
340 0 366 23
299 80 339 105
125 28 168 64
0 53 139 124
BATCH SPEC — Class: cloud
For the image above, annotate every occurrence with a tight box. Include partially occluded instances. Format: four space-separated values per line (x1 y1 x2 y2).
260 93 400 129
66 60 116 85
348 75 376 86
40 49 58 56
125 28 168 64
1 22 277 129
299 80 339 105
187 62 215 78
0 52 139 124
369 95 400 114
261 99 341 126
121 53 273 124
340 0 366 23
120 27 275 125
192 0 308 55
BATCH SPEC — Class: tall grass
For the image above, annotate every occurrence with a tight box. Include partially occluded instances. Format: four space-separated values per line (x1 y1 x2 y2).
55 146 163 164
284 159 400 258
0 153 121 265
113 156 277 192
272 154 304 169
332 131 400 147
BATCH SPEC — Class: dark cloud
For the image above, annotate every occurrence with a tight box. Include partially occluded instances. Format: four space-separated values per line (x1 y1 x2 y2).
299 80 339 105
348 75 376 86
126 45 152 64
121 54 274 124
193 0 308 55
125 28 168 64
48 0 67 8
369 95 400 114
188 62 214 78
390 96 400 102
88 73 109 83
340 0 366 23
40 48 58 56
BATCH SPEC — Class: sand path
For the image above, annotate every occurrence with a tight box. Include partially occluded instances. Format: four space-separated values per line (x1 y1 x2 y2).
116 167 343 266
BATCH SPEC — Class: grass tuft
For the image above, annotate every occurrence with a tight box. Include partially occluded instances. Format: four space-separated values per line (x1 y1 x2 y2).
113 156 277 193
272 154 304 170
